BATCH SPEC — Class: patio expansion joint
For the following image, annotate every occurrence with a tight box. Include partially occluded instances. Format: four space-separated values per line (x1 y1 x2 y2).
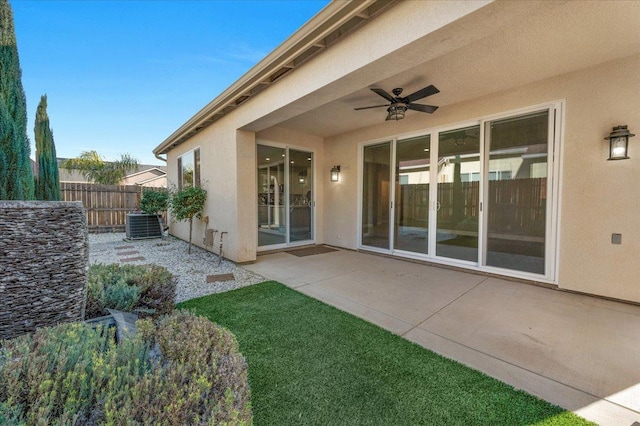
295 277 414 329
402 276 490 338
409 327 640 417
293 268 363 288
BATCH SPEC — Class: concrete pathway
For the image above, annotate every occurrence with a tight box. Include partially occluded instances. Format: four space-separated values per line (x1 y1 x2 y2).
244 248 640 426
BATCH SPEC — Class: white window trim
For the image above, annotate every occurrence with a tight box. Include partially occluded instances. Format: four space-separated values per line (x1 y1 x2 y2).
255 140 318 252
177 147 201 189
357 100 564 284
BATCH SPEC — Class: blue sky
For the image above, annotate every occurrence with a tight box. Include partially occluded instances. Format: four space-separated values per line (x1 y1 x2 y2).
11 0 328 165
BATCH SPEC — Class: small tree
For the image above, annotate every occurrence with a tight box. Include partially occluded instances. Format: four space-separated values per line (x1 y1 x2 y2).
34 95 61 200
169 186 206 254
0 0 34 200
60 150 139 185
140 188 169 234
140 188 168 215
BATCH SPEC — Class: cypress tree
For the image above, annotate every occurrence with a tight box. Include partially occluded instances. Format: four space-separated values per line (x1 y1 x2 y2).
34 95 60 200
0 0 34 200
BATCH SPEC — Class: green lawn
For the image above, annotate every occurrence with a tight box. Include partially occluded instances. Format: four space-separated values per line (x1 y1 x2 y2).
178 281 592 426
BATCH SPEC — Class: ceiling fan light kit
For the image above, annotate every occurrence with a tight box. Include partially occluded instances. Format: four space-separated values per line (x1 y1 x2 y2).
355 84 439 121
386 103 407 121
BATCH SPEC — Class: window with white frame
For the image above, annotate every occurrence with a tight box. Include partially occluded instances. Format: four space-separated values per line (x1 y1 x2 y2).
177 148 200 189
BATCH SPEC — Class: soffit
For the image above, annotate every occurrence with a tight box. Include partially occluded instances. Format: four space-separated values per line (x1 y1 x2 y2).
275 1 640 138
154 0 398 155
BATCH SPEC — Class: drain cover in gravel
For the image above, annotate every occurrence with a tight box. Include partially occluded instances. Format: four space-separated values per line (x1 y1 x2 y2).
121 256 145 262
115 245 135 250
207 273 235 283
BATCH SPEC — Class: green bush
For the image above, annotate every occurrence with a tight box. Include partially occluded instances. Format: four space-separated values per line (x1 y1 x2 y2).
0 311 252 425
169 185 207 254
140 188 169 215
86 263 175 319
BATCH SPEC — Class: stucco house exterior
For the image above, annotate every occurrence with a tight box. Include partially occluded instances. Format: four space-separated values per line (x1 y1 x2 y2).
154 1 640 304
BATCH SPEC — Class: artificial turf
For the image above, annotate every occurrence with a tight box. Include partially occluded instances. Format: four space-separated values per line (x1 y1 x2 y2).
178 281 592 426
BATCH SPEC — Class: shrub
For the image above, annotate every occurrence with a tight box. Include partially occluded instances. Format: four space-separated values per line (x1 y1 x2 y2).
169 186 207 254
140 188 169 216
0 311 252 425
86 263 175 319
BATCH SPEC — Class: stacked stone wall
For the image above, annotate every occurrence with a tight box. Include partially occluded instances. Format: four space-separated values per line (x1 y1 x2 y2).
0 201 88 340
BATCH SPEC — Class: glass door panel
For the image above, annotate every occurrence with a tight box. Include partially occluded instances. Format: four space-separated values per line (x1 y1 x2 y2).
485 111 548 274
257 145 286 247
436 126 480 262
362 142 391 249
394 135 430 254
289 149 313 242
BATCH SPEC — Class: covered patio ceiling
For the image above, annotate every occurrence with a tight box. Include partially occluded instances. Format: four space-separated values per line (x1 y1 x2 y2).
255 1 640 138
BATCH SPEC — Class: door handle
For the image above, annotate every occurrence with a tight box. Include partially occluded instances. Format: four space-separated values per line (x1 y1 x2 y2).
436 201 441 211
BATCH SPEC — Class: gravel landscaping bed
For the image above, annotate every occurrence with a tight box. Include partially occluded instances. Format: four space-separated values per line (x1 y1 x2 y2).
89 233 266 303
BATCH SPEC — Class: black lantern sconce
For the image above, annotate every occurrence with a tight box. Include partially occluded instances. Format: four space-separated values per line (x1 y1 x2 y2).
330 165 341 182
298 170 307 184
605 125 635 160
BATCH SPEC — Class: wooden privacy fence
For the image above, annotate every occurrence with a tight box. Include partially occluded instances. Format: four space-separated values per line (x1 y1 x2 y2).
398 178 547 236
60 183 141 232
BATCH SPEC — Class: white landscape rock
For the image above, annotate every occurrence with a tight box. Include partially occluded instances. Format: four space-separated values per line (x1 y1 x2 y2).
88 233 266 303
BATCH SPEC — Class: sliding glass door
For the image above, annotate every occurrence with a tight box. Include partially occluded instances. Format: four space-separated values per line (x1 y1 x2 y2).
289 149 313 243
362 142 391 249
258 144 314 249
483 111 549 274
360 104 559 281
394 135 430 254
436 126 480 262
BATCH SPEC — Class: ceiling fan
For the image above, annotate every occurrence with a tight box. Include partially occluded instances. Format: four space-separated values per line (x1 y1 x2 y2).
354 85 439 121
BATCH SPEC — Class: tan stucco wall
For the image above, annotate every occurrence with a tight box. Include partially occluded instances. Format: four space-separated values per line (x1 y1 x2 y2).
323 53 640 303
234 0 525 134
167 112 247 261
167 123 326 263
164 0 500 265
236 129 257 262
121 170 166 187
138 176 167 188
161 1 640 302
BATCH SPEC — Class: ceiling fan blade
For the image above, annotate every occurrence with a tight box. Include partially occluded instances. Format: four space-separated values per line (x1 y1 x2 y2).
354 104 390 110
407 104 439 113
370 88 395 102
405 85 439 103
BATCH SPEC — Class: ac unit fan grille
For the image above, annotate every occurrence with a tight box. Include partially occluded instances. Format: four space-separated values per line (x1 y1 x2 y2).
125 214 162 240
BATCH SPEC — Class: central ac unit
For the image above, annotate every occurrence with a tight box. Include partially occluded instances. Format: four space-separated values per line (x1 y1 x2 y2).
125 213 162 240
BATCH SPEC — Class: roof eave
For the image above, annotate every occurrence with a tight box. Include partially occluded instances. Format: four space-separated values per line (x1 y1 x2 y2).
153 0 395 155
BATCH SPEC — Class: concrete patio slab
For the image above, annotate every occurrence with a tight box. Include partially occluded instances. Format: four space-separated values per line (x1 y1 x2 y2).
404 326 639 426
306 265 486 326
297 285 414 335
419 277 640 413
244 248 640 426
248 249 383 288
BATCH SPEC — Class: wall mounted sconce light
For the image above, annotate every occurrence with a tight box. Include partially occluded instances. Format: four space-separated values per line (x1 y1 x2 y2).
298 170 306 184
330 165 341 182
605 125 635 160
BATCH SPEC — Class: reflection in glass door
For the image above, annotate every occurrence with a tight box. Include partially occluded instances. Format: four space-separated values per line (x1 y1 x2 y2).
436 126 480 262
362 142 391 249
358 104 557 280
258 145 314 248
394 135 430 254
257 145 286 247
484 111 549 274
289 149 313 242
